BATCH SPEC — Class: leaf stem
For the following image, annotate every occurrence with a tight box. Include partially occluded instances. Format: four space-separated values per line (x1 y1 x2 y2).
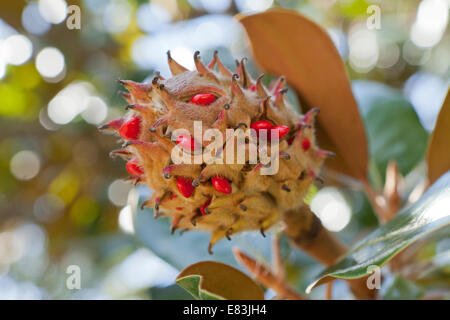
233 248 307 300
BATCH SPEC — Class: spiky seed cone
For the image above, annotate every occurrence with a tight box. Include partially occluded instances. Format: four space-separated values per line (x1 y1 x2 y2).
101 51 332 253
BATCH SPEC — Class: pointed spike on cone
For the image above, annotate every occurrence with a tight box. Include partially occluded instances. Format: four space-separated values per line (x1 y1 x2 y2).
231 74 245 100
118 91 133 104
208 242 214 255
154 210 164 219
140 199 150 211
214 51 232 77
193 51 205 72
190 211 201 226
125 104 147 113
98 118 124 131
117 80 152 103
234 59 241 77
167 50 188 75
207 50 217 69
151 78 176 108
194 51 219 82
260 227 266 237
171 215 183 234
275 88 288 106
255 74 268 97
212 109 228 131
238 57 251 88
316 149 336 159
155 71 165 80
109 148 132 159
269 76 285 95
207 230 226 255
124 141 166 160
258 96 271 117
303 107 320 124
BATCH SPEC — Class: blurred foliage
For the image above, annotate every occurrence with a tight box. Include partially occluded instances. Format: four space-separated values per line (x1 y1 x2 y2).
0 0 448 299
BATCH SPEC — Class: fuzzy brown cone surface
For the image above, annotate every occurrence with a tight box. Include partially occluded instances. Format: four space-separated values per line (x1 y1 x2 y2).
101 51 333 253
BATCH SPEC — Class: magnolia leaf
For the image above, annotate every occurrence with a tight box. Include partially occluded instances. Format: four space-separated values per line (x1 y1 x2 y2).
307 170 450 293
353 80 429 180
176 261 265 300
427 88 450 185
382 276 424 300
238 8 368 182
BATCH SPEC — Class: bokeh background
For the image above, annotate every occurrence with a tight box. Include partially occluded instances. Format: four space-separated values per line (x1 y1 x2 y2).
0 0 449 299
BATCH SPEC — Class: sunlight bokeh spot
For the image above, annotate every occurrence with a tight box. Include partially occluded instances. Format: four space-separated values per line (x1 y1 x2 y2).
1 35 33 66
410 0 448 48
119 205 135 234
22 2 51 35
81 96 108 125
108 179 133 207
36 47 65 79
10 151 41 181
310 187 352 232
38 0 68 24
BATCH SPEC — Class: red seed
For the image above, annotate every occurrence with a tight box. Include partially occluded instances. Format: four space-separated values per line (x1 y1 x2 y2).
248 84 257 92
250 120 272 137
169 194 177 200
271 125 290 139
176 135 199 151
119 117 141 140
200 198 212 215
126 158 143 176
211 176 232 194
176 177 194 198
302 138 311 151
190 93 216 105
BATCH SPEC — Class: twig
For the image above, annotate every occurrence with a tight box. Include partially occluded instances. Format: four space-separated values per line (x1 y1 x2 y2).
233 248 307 300
363 160 402 223
325 281 334 300
272 233 285 282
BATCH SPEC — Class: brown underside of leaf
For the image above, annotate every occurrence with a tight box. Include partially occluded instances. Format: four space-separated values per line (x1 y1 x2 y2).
427 88 450 185
177 260 265 300
238 8 368 182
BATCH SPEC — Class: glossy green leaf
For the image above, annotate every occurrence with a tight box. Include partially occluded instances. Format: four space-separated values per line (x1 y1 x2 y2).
353 81 429 180
176 261 265 300
148 284 193 300
176 275 223 300
382 276 424 300
133 188 272 271
307 170 450 292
